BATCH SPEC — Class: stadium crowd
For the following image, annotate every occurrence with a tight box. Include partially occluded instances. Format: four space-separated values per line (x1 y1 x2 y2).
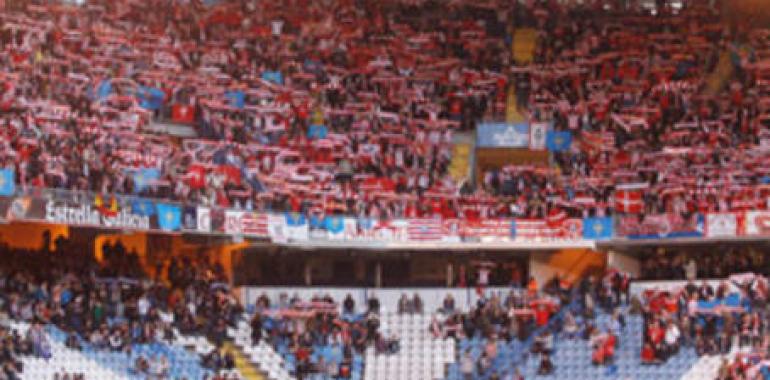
251 290 394 380
0 0 765 227
640 248 770 280
0 0 511 220
640 271 770 368
0 234 241 379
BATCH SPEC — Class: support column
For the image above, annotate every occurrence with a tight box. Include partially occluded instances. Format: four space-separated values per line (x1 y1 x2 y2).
374 262 382 288
446 263 454 287
304 262 312 286
354 258 366 284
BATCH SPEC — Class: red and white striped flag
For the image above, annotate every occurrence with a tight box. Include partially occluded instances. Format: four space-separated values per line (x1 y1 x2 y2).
224 211 269 237
407 218 444 241
580 130 615 151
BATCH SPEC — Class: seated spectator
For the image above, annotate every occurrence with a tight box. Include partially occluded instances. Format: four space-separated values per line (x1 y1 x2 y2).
537 353 554 375
134 355 150 374
591 332 616 366
460 350 474 380
367 295 380 314
65 332 81 351
202 348 223 371
664 321 681 357
397 293 412 314
413 293 423 314
343 294 355 315
149 355 169 378
249 314 262 345
641 343 660 364
562 312 579 339
429 316 443 339
532 331 554 355
441 294 456 314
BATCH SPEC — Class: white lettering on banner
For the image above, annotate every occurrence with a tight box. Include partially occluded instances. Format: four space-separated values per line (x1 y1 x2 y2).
705 213 738 237
492 127 529 147
197 207 211 232
44 200 150 230
745 211 770 236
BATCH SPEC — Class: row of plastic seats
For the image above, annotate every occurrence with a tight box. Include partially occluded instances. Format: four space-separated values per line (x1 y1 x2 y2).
365 313 455 380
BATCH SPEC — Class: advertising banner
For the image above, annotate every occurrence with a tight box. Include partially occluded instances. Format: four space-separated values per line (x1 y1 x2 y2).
44 199 151 230
476 122 530 148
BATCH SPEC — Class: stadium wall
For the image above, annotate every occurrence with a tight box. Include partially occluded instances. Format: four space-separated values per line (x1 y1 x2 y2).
529 248 606 284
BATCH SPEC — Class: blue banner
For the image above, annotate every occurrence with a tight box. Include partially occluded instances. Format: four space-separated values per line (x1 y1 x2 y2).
94 79 112 101
262 71 284 85
309 215 324 230
546 131 573 152
323 216 345 235
225 90 245 109
583 217 613 240
476 123 530 148
285 212 307 226
136 86 165 110
357 217 375 231
307 124 328 139
155 203 182 231
0 168 14 196
130 168 161 193
131 198 156 217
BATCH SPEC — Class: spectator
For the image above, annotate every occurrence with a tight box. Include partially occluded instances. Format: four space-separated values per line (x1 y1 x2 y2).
343 294 355 315
413 293 423 314
460 350 474 380
397 293 412 314
537 353 554 375
441 294 456 314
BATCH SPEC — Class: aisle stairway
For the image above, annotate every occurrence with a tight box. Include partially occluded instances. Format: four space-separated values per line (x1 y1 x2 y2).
705 50 734 95
512 28 538 64
223 341 266 380
448 132 474 183
229 318 293 380
508 28 538 123
506 85 527 124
